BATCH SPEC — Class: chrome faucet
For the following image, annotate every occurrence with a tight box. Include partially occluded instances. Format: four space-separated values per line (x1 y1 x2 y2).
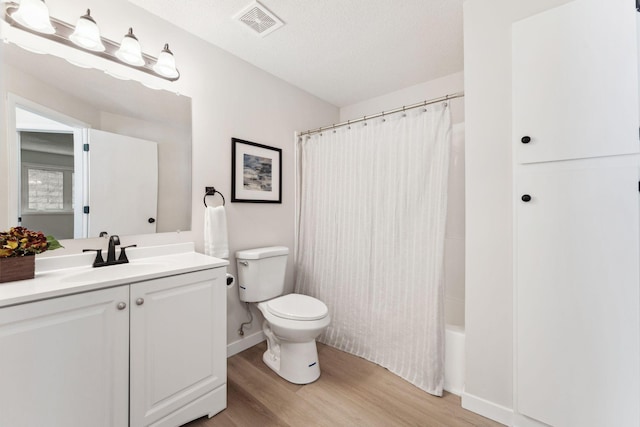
83 234 137 268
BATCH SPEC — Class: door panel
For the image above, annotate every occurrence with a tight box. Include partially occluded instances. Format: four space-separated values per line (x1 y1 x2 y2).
516 160 640 426
513 0 639 163
88 129 158 237
129 268 226 427
0 287 129 427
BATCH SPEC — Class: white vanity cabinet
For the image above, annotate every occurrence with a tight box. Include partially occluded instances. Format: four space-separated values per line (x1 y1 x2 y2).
0 286 130 427
0 264 227 427
130 268 227 427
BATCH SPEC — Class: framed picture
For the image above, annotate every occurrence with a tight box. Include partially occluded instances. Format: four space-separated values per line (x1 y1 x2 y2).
231 138 282 203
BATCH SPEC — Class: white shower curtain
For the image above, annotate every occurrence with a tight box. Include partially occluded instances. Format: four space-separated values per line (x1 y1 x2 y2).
295 102 451 396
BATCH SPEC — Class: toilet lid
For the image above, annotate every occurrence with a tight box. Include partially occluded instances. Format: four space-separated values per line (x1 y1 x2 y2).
266 294 328 321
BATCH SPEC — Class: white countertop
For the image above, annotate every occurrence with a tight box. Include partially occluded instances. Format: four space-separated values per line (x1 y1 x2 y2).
0 243 228 308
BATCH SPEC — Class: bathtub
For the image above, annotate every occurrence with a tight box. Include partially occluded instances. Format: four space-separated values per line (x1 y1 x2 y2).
444 323 465 396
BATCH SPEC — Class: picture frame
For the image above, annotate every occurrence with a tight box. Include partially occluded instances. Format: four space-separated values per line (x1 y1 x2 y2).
231 138 282 203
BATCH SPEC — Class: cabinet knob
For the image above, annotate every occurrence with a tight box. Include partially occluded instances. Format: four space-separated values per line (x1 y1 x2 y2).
521 194 532 202
117 302 127 310
521 136 531 144
135 298 144 306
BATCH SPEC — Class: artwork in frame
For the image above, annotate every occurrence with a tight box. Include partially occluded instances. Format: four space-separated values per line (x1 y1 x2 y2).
231 138 282 203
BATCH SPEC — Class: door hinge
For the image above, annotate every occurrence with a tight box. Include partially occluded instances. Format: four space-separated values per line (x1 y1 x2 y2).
83 206 90 214
83 143 89 152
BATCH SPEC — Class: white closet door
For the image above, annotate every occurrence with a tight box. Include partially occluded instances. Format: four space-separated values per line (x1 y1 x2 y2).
516 159 640 427
87 129 158 237
513 0 639 164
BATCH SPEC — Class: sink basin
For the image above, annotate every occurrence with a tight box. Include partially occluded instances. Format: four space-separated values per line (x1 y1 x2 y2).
61 262 164 283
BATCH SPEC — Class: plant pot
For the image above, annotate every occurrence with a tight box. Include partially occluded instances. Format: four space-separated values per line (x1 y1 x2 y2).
0 256 35 283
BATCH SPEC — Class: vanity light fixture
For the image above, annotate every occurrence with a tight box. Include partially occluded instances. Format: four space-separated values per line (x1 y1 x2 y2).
10 0 55 34
152 43 179 79
3 1 180 81
69 9 105 52
115 28 145 66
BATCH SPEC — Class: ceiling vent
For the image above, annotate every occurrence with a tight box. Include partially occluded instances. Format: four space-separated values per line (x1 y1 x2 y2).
234 1 284 37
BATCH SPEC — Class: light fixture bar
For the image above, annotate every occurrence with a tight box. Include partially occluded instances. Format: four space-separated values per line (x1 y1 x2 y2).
2 2 180 81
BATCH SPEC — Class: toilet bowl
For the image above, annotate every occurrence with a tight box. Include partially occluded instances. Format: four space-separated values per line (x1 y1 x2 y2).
236 247 330 384
258 294 330 384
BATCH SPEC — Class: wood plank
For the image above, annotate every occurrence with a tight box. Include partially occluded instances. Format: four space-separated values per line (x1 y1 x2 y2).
183 343 504 427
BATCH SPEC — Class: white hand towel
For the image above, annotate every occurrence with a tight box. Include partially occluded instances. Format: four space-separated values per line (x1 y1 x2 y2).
204 206 229 258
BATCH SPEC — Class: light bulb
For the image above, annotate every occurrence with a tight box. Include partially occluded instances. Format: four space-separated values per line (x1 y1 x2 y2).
152 44 179 79
69 9 105 52
10 0 55 34
115 28 145 66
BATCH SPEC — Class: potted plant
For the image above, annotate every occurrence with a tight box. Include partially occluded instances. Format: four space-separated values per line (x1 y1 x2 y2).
0 227 62 283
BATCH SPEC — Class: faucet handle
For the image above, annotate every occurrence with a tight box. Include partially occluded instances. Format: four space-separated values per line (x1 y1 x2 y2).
83 249 104 266
118 244 137 262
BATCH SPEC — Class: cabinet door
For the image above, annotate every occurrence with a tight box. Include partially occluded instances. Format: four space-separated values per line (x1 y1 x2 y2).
130 268 226 427
0 287 129 427
516 159 640 426
513 0 639 164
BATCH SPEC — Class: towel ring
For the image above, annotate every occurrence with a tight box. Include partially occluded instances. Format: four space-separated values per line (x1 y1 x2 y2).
204 187 226 207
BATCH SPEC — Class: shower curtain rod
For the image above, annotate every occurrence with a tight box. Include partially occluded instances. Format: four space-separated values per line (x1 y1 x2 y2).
298 91 464 137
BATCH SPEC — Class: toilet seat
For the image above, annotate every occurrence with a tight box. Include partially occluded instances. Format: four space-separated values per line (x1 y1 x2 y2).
266 294 328 321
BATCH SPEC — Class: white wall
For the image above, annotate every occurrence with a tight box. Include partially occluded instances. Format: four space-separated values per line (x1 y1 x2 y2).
0 0 339 349
340 72 465 124
339 72 465 327
462 0 574 423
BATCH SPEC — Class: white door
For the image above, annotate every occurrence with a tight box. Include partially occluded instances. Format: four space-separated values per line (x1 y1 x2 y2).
512 0 639 164
0 287 130 427
87 129 158 237
516 159 640 426
129 268 227 427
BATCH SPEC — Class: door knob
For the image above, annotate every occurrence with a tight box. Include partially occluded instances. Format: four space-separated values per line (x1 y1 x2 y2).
521 136 531 144
117 302 127 310
521 194 532 202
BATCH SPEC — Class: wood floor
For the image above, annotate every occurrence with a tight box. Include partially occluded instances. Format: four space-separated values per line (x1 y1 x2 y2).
184 342 504 427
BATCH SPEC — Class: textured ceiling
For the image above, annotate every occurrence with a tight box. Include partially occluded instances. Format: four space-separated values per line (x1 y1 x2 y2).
127 0 464 107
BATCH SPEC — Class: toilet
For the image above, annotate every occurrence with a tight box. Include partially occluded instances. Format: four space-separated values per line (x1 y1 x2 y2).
236 246 330 384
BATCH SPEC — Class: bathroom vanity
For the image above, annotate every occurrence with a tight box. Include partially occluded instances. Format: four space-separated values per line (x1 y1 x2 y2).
0 243 228 427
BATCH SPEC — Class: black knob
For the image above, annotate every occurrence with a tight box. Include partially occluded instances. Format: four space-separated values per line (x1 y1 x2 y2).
148 218 156 223
521 136 531 144
521 194 532 202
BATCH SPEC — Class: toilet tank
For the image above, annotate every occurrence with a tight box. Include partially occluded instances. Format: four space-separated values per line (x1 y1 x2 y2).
236 246 289 302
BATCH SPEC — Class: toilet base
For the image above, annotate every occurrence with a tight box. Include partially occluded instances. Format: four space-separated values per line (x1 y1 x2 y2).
263 337 321 384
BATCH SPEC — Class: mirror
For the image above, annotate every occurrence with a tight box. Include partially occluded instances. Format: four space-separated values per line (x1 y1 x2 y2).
2 42 192 239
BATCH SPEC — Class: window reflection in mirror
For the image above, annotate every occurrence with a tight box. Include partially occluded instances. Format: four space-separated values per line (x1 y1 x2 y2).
20 129 75 239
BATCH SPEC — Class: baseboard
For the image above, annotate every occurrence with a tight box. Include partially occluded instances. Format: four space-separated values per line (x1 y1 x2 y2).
461 392 514 426
444 384 463 397
227 330 265 358
512 413 550 427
